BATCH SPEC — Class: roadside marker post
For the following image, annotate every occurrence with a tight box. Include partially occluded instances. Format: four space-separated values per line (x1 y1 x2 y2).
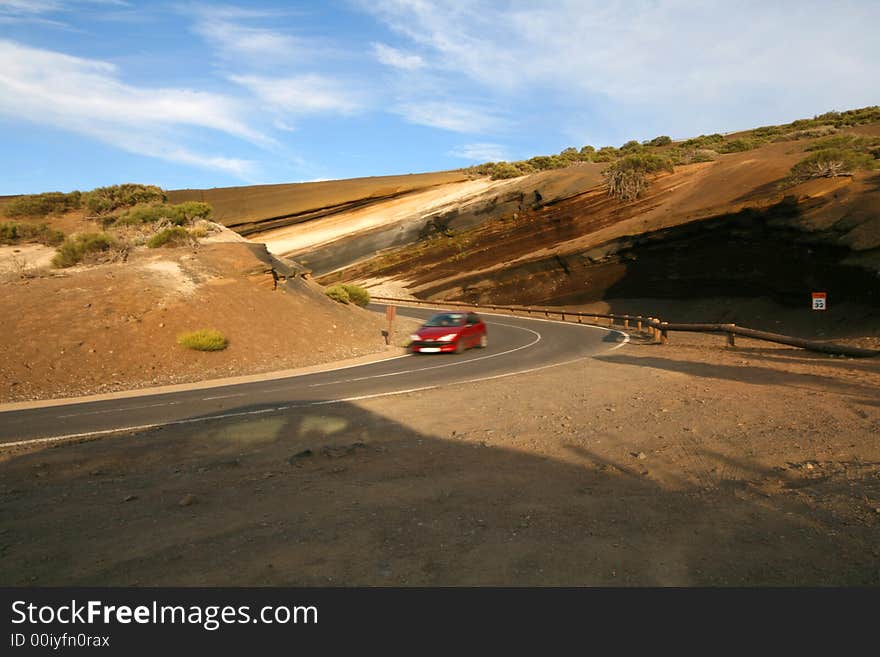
385 305 396 346
812 292 827 311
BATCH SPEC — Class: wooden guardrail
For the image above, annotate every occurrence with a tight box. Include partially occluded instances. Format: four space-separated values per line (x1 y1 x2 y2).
371 296 879 358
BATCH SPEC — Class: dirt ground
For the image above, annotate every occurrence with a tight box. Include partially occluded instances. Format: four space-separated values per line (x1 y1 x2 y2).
0 241 419 403
1 329 877 586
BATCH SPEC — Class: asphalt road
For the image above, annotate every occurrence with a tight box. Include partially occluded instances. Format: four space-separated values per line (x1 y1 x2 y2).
0 306 627 447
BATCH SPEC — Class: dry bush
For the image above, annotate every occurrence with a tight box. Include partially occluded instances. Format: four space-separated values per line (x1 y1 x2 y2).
604 154 674 201
177 329 228 351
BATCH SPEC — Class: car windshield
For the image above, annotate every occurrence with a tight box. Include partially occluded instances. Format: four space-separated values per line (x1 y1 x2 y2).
423 313 465 327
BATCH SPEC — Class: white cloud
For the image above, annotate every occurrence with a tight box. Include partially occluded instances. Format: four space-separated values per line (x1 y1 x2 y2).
230 74 362 117
0 0 129 18
449 143 507 162
0 39 262 176
191 14 306 64
372 42 425 70
396 101 503 133
366 0 880 137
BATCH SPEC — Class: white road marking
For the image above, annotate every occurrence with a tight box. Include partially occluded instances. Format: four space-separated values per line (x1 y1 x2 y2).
202 392 246 401
57 401 181 419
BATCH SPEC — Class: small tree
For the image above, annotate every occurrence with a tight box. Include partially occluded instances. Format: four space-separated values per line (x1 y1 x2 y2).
604 154 674 201
788 148 874 182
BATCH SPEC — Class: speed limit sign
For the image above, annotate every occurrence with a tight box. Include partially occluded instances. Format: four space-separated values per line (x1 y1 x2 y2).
812 292 827 311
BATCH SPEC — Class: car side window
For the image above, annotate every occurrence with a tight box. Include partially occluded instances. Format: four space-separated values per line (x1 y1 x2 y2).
467 313 479 325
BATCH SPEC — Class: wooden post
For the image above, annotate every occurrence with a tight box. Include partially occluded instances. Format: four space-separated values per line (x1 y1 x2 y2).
561 311 566 322
385 305 396 346
624 317 630 329
727 324 736 347
661 322 669 345
636 317 643 331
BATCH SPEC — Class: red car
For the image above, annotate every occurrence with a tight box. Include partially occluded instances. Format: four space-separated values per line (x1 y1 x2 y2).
409 311 488 354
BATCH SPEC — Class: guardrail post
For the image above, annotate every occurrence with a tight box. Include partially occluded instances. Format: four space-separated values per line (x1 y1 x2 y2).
636 316 643 331
561 311 566 322
727 324 736 347
661 321 669 345
624 317 630 329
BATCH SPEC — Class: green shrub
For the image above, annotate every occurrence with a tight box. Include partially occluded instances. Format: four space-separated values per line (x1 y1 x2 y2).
648 135 672 147
82 184 166 215
340 284 371 307
3 191 82 218
717 138 762 154
579 145 595 158
788 148 875 182
52 232 116 268
604 154 674 201
527 155 566 170
0 221 65 246
114 204 182 226
620 140 644 153
325 284 351 304
804 134 880 153
147 226 191 248
173 201 213 222
670 148 716 165
557 147 582 162
111 200 214 228
591 146 619 162
682 133 725 149
750 125 783 138
489 162 525 179
177 329 228 351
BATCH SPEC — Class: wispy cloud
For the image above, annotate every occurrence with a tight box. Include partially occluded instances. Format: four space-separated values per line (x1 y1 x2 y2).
372 42 424 70
366 0 880 137
396 101 503 134
0 39 261 176
0 0 129 22
448 142 507 162
230 74 363 117
191 13 306 64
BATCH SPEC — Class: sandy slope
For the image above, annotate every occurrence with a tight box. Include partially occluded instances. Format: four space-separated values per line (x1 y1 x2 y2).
256 178 510 258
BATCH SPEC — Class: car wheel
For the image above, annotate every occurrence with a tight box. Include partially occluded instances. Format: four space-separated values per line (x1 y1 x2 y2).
454 339 466 354
479 334 488 348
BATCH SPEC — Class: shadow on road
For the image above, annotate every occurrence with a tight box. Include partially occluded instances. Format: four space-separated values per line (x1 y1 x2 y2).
1 400 877 586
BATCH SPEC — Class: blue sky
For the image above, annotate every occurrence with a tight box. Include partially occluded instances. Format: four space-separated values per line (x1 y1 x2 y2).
1 0 878 194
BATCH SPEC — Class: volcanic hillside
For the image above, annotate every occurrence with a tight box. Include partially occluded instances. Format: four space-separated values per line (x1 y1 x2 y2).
158 109 880 331
306 110 880 343
0 187 414 403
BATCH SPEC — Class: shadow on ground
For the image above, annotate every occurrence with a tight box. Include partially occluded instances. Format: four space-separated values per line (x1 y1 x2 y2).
0 400 877 586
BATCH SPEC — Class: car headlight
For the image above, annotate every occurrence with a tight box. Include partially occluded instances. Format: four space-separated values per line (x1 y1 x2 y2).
410 334 421 342
437 333 457 342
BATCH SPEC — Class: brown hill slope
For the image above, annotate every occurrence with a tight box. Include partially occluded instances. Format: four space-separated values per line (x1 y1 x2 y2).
320 125 880 321
167 171 468 236
0 229 411 403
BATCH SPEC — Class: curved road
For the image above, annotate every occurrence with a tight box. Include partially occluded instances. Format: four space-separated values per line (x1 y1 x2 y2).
0 306 627 447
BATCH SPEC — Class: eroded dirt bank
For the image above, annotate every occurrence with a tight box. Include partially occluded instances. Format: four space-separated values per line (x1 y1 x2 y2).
0 242 417 403
1 332 877 586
